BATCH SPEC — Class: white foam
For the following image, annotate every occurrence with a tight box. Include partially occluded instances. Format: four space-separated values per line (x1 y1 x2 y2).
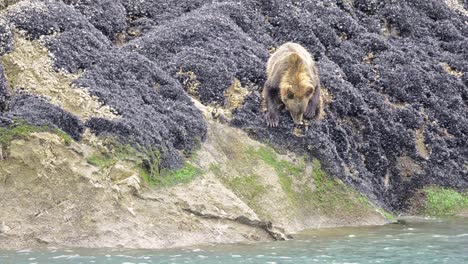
17 249 32 253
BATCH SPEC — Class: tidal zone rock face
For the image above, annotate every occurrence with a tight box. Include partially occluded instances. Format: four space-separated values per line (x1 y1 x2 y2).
0 0 467 212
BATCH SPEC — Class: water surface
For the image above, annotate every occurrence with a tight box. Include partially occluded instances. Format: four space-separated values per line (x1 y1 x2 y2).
1 217 467 264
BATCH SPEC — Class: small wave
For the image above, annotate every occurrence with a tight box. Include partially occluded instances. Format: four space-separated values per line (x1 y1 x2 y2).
401 233 414 236
52 254 80 259
115 254 137 258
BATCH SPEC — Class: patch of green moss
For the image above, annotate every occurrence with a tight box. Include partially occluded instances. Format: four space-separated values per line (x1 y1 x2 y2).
0 121 73 147
211 162 269 217
423 186 468 216
87 143 145 168
301 159 373 216
87 153 115 168
0 124 42 146
87 140 202 187
209 163 222 175
157 162 202 187
52 128 73 145
86 142 158 184
376 208 397 222
224 174 267 204
246 146 305 200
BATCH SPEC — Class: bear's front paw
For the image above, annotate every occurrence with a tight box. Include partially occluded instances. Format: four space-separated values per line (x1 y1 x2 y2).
265 111 279 127
304 106 314 119
304 100 317 119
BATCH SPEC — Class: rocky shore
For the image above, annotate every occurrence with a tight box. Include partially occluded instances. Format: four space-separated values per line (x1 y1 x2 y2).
0 0 467 249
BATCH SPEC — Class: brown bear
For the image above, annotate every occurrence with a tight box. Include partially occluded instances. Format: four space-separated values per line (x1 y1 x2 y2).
263 42 321 127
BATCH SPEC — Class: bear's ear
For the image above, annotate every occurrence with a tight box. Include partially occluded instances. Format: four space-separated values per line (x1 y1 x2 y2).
287 90 294 99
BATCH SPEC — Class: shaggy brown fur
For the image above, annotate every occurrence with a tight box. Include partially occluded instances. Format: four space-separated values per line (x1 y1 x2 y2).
263 42 322 127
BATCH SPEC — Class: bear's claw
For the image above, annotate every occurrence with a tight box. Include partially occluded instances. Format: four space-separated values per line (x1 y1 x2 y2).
265 111 279 127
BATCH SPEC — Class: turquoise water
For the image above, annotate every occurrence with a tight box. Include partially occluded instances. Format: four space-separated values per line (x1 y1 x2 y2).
1 217 467 264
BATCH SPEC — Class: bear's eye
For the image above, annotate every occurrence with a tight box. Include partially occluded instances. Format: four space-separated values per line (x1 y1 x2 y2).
287 90 294 99
305 89 313 97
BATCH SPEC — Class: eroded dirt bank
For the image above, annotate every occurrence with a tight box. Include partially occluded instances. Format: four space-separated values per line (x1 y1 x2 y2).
0 118 388 249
